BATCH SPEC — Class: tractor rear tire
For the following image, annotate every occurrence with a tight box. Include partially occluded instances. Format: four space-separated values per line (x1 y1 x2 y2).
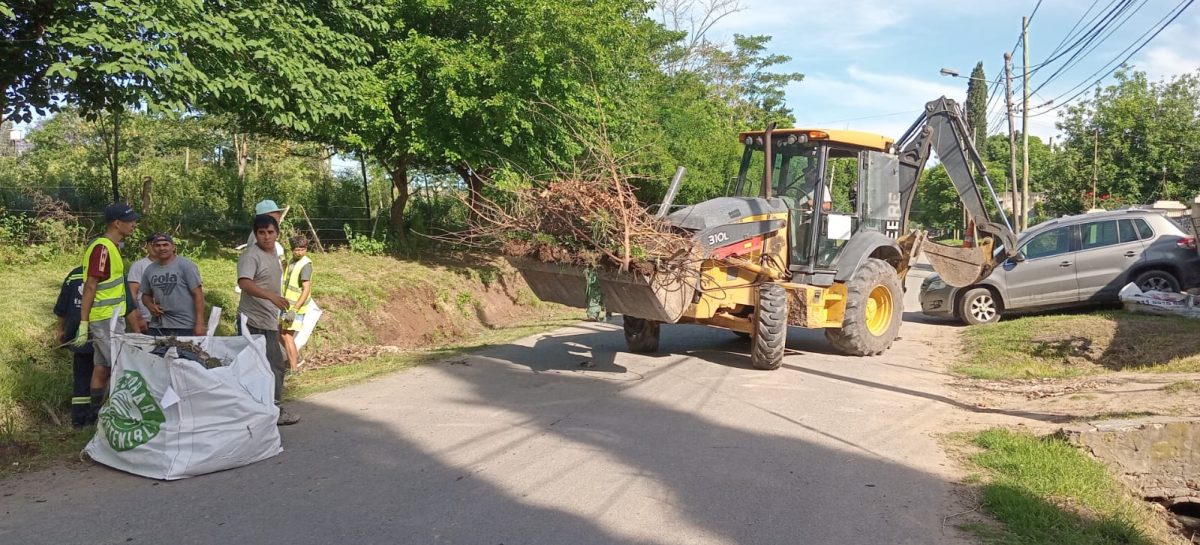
825 258 902 356
623 316 660 353
751 283 788 370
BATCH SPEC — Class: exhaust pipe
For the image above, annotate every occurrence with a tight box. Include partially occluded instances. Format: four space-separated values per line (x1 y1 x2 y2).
656 166 687 219
763 122 776 199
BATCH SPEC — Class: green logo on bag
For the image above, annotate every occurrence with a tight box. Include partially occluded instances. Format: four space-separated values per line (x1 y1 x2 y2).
99 371 166 451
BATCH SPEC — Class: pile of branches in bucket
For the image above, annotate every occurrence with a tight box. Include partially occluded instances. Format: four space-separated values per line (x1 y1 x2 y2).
448 161 701 277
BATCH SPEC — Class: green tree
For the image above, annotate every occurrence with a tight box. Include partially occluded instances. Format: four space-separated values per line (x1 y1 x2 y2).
697 34 805 130
964 62 988 146
910 165 960 234
1052 69 1200 214
342 0 673 235
2 0 381 200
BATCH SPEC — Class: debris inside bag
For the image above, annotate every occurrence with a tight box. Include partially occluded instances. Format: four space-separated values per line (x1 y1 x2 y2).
150 337 227 369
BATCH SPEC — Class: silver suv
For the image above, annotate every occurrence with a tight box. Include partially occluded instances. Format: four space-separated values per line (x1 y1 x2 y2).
920 209 1200 324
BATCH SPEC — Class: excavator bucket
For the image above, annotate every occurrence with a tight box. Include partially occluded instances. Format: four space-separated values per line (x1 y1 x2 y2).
922 237 997 287
507 258 696 324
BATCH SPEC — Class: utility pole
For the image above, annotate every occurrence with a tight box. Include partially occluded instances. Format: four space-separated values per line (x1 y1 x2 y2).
1021 16 1031 231
1004 52 1020 232
1092 128 1099 210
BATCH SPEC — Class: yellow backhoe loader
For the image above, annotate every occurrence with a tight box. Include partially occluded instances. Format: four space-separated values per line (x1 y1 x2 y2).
511 97 1018 369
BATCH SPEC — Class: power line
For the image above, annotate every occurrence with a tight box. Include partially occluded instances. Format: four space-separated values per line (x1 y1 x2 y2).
1030 0 1149 93
1031 0 1195 117
1040 0 1105 63
1030 0 1134 76
982 0 1047 128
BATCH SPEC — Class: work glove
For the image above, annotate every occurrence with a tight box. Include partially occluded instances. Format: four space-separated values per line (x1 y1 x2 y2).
70 321 89 348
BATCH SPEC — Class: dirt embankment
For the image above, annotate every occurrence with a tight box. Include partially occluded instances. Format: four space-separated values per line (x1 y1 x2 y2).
304 258 564 367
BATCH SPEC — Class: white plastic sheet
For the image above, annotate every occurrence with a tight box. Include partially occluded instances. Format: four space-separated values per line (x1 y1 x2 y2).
1118 282 1200 319
84 315 282 480
294 298 322 352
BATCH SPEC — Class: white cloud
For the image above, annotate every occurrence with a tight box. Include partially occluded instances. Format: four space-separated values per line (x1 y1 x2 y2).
1133 13 1200 80
708 0 907 52
787 66 966 134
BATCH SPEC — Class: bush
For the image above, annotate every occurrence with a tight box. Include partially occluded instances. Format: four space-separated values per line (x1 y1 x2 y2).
344 224 386 255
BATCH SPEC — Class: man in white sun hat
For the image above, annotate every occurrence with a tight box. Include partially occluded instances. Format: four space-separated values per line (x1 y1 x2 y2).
248 199 288 258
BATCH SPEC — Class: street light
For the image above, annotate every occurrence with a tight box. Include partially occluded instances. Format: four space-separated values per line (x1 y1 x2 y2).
939 67 989 83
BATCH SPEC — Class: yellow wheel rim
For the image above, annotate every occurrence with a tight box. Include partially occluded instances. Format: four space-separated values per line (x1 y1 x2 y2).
865 285 893 336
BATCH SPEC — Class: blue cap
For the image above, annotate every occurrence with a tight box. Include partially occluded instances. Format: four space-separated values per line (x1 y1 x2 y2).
103 203 139 223
255 200 283 215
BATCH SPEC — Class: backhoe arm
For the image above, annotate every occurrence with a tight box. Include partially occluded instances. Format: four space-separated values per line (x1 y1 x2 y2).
894 97 1019 286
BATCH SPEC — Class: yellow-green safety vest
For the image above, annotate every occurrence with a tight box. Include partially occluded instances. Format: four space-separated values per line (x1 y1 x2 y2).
81 236 126 321
283 255 313 313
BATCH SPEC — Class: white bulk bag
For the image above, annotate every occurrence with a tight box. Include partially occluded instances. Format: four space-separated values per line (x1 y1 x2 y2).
84 313 282 480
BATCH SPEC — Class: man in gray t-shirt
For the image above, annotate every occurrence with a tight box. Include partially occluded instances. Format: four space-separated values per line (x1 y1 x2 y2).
237 215 295 420
126 237 155 327
140 233 206 337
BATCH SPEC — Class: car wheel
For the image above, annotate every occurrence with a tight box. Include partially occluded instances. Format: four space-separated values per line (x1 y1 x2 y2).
1134 270 1179 293
958 287 1000 325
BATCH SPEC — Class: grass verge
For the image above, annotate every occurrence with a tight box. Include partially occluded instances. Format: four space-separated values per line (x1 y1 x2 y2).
956 310 1200 379
960 428 1168 545
1 312 581 478
1 247 579 475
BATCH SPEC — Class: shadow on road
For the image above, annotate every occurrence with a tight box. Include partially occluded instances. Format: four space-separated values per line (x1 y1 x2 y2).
3 327 971 545
1 321 1089 544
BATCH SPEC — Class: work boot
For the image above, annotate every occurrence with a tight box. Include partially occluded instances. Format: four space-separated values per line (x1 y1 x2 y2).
277 407 301 426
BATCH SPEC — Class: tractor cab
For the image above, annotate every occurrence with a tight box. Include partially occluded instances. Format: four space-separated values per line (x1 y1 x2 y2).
732 129 899 281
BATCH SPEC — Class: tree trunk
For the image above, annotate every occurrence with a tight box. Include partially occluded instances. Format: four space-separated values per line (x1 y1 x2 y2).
233 133 249 212
140 176 153 215
360 152 371 221
102 108 122 202
453 164 490 227
388 158 410 237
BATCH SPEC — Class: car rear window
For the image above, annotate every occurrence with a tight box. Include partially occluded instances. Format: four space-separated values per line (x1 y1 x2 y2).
1118 219 1140 243
1133 218 1154 240
1081 220 1119 250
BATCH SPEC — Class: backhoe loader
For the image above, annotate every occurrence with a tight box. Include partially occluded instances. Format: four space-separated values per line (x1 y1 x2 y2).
511 96 1018 369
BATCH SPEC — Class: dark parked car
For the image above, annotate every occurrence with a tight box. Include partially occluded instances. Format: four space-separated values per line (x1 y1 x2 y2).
920 209 1200 324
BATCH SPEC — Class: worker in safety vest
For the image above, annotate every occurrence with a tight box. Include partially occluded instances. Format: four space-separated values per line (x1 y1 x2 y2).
71 203 139 413
279 235 314 372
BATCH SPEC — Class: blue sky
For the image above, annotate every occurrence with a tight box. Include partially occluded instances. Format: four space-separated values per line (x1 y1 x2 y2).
700 0 1200 142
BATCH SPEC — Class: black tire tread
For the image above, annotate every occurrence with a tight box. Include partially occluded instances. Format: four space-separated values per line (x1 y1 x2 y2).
958 287 1001 325
751 283 788 370
1133 269 1180 293
825 258 903 356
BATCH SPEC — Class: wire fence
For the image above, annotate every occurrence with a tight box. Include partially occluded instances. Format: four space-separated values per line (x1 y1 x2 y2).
1 185 468 251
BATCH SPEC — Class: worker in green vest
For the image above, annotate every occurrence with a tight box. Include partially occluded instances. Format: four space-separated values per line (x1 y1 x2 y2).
71 203 139 413
280 235 313 372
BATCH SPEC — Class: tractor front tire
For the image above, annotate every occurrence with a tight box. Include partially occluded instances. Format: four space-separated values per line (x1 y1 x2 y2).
825 258 902 356
751 283 789 370
623 316 660 353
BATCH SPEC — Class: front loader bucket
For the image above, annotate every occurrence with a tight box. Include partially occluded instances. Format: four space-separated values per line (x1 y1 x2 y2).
507 258 590 308
922 238 997 287
594 266 695 324
507 258 696 324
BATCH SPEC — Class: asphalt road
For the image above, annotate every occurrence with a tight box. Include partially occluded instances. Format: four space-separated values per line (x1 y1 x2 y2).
2 267 981 545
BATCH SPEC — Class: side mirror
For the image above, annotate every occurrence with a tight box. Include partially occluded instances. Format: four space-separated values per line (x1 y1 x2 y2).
1011 252 1026 263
